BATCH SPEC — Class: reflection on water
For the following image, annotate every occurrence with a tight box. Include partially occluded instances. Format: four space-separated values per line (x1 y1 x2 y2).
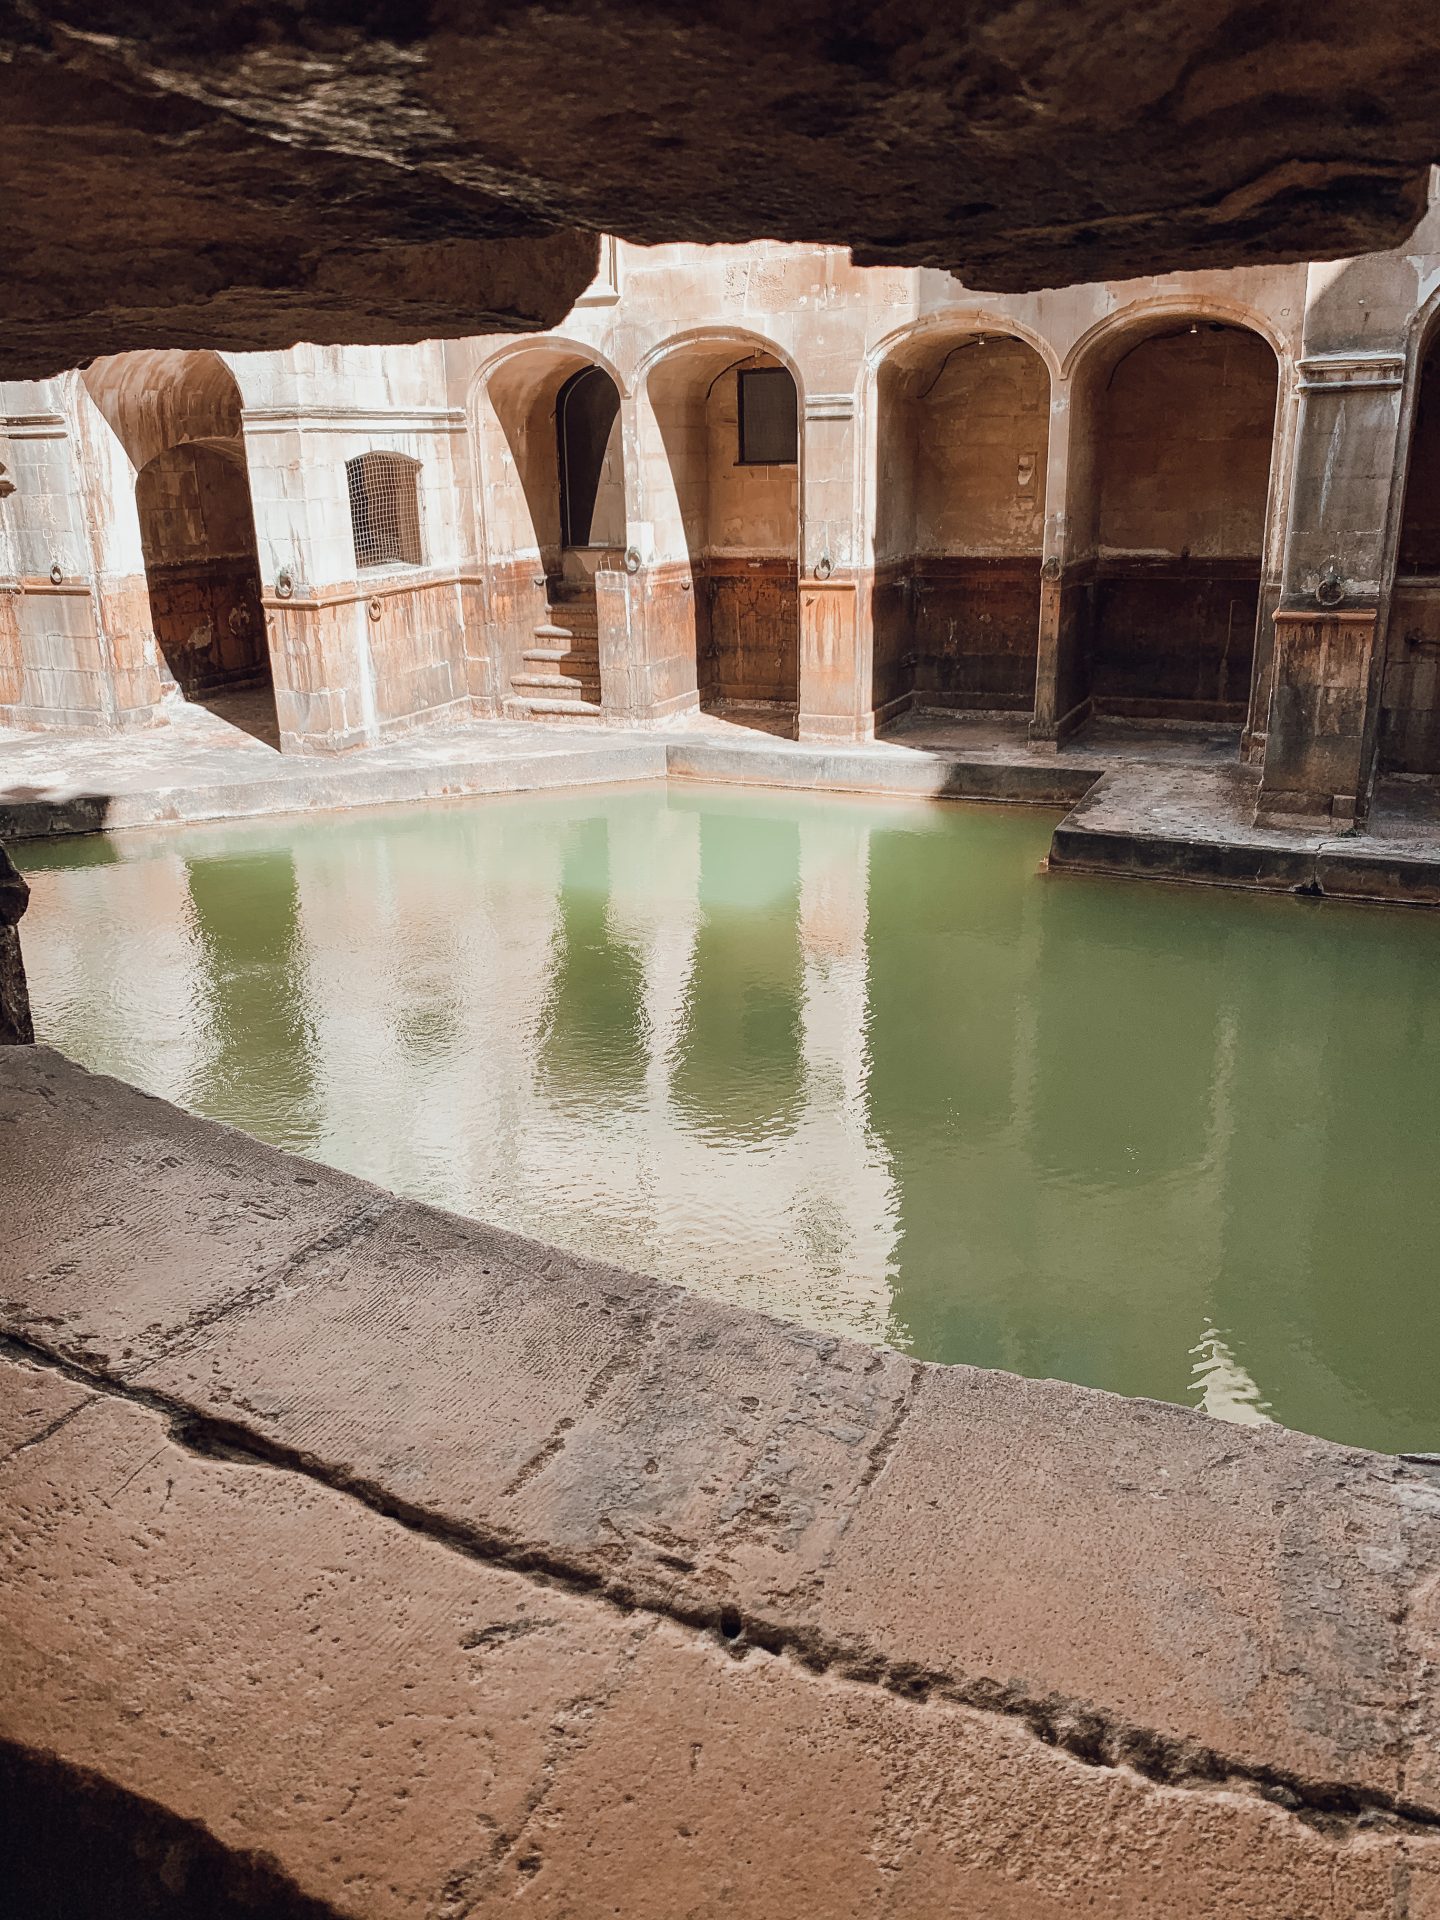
19 782 1440 1454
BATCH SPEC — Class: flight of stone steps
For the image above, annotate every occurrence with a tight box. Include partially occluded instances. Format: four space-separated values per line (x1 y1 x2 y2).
504 594 603 721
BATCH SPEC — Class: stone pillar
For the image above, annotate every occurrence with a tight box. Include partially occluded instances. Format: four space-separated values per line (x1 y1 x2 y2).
1031 374 1092 747
1255 348 1406 827
0 845 34 1046
595 566 645 723
620 387 701 727
798 386 870 741
798 578 866 740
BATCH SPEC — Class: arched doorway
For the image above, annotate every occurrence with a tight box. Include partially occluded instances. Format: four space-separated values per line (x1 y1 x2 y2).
134 440 269 729
1082 322 1278 727
81 350 278 746
1380 327 1440 772
873 330 1050 727
558 367 624 552
646 342 800 735
480 351 625 720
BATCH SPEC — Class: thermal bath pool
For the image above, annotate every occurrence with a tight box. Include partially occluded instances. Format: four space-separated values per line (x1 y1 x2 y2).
17 781 1440 1454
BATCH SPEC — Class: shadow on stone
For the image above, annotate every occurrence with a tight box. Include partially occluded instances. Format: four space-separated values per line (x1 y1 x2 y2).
0 1741 337 1920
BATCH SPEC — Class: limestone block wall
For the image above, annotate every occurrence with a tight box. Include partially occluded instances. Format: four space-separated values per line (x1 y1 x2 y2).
0 382 125 731
234 343 475 751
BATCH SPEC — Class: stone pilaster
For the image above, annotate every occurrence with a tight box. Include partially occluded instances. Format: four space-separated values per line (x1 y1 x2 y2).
1256 348 1405 826
1030 376 1092 747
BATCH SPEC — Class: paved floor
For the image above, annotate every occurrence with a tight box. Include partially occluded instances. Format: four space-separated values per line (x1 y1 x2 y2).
0 701 1239 828
3 1045 1439 1916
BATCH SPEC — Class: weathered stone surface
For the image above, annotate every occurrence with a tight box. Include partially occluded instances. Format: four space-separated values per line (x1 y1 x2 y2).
6 1354 1437 1918
4 1041 1440 1916
1 9 600 381
3 1 1438 378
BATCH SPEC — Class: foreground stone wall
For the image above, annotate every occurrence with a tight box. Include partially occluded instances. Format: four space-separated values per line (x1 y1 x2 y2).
1 1044 1438 1915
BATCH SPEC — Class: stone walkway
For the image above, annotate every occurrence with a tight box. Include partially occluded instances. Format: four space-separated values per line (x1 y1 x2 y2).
1052 759 1440 904
0 699 1231 836
6 699 1440 906
2 1045 1439 1916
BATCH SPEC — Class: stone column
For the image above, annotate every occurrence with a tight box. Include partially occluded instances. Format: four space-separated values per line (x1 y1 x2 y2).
1255 349 1406 827
798 387 869 742
1030 373 1093 747
0 844 34 1046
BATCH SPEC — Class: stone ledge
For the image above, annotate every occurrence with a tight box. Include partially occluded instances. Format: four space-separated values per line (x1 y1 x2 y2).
2 1045 1439 1914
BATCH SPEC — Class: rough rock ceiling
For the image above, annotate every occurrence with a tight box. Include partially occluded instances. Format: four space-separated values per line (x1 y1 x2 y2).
4 0 1437 380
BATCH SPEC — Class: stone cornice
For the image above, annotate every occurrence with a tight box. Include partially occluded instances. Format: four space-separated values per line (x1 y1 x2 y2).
241 406 467 436
1296 351 1405 393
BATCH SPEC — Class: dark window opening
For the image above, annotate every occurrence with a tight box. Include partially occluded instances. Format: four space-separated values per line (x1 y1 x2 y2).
346 452 423 570
737 367 798 466
557 366 621 547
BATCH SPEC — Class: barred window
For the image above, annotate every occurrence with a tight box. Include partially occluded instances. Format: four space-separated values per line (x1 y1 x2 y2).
737 367 798 466
346 452 423 569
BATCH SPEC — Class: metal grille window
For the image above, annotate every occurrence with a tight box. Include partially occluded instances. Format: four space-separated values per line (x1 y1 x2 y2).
737 367 798 466
346 452 423 570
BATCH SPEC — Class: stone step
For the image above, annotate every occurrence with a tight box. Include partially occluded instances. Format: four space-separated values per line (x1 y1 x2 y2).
542 606 598 632
511 671 600 694
524 644 600 666
503 695 605 721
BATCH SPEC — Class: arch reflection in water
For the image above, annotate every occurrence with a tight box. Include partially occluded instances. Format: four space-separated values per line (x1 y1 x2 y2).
17 783 1440 1454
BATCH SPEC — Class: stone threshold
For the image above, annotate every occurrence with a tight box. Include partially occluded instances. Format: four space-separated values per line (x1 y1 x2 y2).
2 1044 1439 1916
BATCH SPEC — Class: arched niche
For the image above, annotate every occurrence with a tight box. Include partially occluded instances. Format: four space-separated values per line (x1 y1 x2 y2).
644 339 800 732
83 351 277 742
1074 320 1279 724
1380 325 1440 772
873 329 1050 724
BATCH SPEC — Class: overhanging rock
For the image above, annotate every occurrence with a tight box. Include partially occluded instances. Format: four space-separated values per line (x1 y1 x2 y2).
3 1 1439 378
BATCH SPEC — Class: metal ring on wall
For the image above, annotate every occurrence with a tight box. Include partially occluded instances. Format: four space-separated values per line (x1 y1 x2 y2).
275 567 296 600
49 563 64 586
814 554 833 581
367 597 383 623
1315 566 1346 608
623 546 642 576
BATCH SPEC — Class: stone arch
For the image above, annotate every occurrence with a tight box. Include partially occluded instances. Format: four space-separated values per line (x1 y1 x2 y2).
640 330 802 732
1378 286 1440 772
1063 308 1282 726
869 322 1053 726
83 351 277 741
471 340 628 717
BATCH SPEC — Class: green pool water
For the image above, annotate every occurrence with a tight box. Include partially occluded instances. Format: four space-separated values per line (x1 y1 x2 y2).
17 781 1440 1454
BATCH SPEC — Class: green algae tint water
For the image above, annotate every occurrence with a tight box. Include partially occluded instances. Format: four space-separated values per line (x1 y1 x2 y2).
18 782 1440 1455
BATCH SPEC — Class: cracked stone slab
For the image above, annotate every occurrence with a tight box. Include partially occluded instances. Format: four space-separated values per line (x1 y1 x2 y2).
3 1355 1438 1919
2 1044 1440 1901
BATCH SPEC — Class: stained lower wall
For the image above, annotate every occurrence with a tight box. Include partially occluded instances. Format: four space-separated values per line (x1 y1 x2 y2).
1379 581 1440 772
1089 559 1260 720
267 576 471 751
702 557 799 707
